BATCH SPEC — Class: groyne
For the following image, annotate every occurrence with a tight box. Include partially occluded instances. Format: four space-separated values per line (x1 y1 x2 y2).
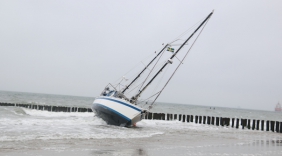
0 102 281 133
0 102 92 112
144 112 282 133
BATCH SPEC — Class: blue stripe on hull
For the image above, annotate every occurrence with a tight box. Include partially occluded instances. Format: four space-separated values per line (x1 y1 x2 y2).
96 97 142 112
93 103 132 126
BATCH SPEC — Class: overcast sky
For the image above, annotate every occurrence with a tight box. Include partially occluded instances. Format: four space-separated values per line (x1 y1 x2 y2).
0 0 281 111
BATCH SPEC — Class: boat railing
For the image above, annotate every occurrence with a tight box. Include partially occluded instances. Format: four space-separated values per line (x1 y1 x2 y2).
100 83 130 102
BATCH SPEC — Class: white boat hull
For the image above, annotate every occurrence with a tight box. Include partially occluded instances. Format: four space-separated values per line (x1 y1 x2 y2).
92 96 144 126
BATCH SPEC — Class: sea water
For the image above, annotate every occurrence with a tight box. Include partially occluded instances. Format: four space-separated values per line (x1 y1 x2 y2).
0 91 281 156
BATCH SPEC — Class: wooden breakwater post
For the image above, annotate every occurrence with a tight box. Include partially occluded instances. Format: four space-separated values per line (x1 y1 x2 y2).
187 115 190 123
216 117 219 126
261 120 264 131
271 121 275 132
152 113 158 120
241 119 247 129
152 113 160 120
222 118 230 127
147 112 153 119
236 118 239 129
276 121 280 133
211 117 215 125
280 122 282 133
207 116 211 125
226 118 230 126
256 120 260 130
266 120 270 131
183 114 186 122
166 113 172 121
199 116 202 124
231 118 235 127
220 117 223 126
221 117 224 126
160 113 164 120
247 119 251 129
174 114 177 120
252 119 256 130
243 119 247 129
179 114 182 121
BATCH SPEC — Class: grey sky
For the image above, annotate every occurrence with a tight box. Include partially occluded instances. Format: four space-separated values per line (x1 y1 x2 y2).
0 0 281 111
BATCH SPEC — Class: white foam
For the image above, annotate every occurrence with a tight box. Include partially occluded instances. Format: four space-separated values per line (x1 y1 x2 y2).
137 119 225 132
0 110 258 142
0 110 167 141
22 108 94 117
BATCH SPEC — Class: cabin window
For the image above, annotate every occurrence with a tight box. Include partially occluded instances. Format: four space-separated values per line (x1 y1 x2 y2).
107 90 115 97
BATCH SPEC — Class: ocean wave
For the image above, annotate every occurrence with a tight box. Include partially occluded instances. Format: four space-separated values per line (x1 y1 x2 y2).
0 116 244 142
22 108 94 117
0 107 27 116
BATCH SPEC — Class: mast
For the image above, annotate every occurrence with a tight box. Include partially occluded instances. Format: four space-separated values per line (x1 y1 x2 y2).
132 11 214 101
121 44 168 94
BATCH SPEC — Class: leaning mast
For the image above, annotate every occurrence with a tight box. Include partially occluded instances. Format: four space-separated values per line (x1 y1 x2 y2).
132 11 214 102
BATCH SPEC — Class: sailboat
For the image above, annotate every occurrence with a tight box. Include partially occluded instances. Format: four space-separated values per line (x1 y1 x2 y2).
92 11 214 127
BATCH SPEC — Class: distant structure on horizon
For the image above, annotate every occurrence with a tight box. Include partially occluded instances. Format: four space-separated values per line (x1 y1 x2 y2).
275 102 281 112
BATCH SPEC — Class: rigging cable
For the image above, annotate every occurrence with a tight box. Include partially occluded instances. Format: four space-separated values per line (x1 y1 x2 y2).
139 91 161 107
125 60 167 96
148 15 212 110
136 59 168 96
138 47 166 91
151 63 170 95
112 52 155 84
125 61 166 95
169 17 206 44
121 44 169 94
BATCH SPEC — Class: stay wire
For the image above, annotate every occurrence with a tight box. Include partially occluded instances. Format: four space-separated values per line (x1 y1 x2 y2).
139 91 161 107
148 16 211 110
169 17 206 44
112 52 156 84
138 47 166 91
151 63 170 95
128 59 167 97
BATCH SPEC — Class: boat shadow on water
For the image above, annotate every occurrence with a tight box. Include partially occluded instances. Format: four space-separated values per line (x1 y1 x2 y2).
90 148 147 156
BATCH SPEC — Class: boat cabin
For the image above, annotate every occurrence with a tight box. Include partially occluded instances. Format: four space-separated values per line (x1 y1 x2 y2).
100 83 131 103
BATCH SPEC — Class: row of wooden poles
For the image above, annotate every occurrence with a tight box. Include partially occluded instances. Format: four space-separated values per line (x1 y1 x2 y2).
1 102 281 133
0 102 92 113
144 112 282 133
